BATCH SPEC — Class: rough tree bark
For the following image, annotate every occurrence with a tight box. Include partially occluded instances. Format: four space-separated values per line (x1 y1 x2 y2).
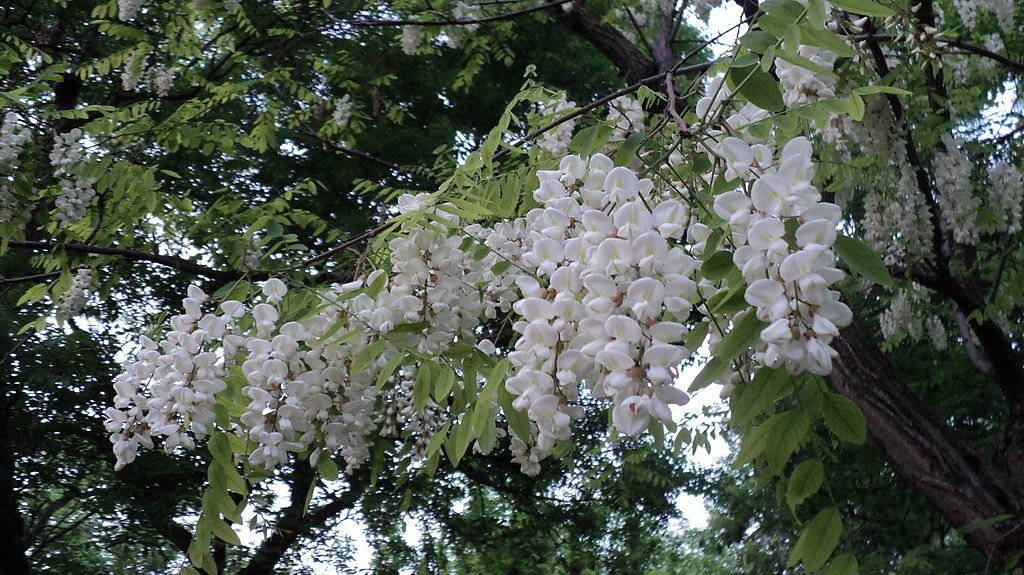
829 321 1024 562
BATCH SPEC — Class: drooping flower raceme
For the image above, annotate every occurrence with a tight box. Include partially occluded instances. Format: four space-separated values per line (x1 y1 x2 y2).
108 138 852 477
505 153 697 472
714 136 853 375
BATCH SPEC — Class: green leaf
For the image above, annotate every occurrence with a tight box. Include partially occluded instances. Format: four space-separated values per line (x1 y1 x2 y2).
210 518 241 546
728 65 785 112
414 361 435 413
491 259 512 275
825 553 860 575
471 359 510 434
822 391 867 444
375 352 407 389
702 250 735 281
16 282 49 306
351 339 387 373
691 313 766 390
828 0 894 16
763 409 812 474
852 85 912 97
833 234 892 286
569 124 612 156
787 458 825 511
789 506 843 570
614 132 645 166
715 312 765 361
730 367 790 425
800 27 856 58
316 455 339 481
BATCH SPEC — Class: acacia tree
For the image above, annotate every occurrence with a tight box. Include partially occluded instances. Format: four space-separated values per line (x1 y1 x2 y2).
1 0 1022 573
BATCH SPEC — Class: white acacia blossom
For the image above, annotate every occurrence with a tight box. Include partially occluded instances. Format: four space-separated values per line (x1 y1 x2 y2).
713 136 852 375
56 268 93 324
109 140 855 476
50 129 96 227
538 94 576 157
607 96 644 141
933 135 979 244
505 153 697 471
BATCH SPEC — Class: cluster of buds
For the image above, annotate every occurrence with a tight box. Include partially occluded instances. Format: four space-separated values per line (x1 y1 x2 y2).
884 5 947 66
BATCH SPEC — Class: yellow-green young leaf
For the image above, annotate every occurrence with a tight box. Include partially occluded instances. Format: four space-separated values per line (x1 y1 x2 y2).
375 352 406 389
432 367 456 403
210 518 241 546
825 553 859 575
822 392 867 444
828 0 894 16
317 455 339 481
727 64 785 112
730 367 789 425
16 282 49 306
789 506 843 570
471 359 510 434
701 250 735 281
763 408 812 474
351 339 387 373
787 458 825 511
693 313 766 390
833 234 892 286
414 361 435 413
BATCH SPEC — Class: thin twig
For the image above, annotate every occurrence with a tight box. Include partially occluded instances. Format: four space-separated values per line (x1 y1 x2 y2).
328 0 577 27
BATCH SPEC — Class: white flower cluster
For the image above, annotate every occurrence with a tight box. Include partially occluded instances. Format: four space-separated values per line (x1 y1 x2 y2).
56 268 93 324
121 51 145 92
953 0 1015 31
713 137 853 375
451 1 481 31
378 368 446 458
878 287 946 350
933 135 979 244
118 0 144 20
776 46 837 108
332 94 353 131
104 280 382 473
0 112 31 225
991 161 1023 234
607 96 644 142
505 154 696 473
107 195 526 474
50 129 96 227
0 112 30 172
538 95 576 157
694 76 770 138
150 65 175 98
401 26 424 55
856 98 933 263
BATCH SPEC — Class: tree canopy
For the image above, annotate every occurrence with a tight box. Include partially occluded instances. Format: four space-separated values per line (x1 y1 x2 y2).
1 0 1023 573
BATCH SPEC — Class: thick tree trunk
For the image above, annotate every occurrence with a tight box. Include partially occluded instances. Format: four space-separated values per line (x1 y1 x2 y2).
0 399 32 575
828 320 1024 562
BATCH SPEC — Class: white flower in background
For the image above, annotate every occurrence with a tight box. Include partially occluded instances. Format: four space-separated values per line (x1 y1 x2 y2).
0 112 31 173
149 65 175 98
401 26 424 55
933 135 979 244
991 161 1023 234
607 96 644 141
538 94 576 157
56 269 94 324
776 46 837 107
118 0 144 20
332 94 353 130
